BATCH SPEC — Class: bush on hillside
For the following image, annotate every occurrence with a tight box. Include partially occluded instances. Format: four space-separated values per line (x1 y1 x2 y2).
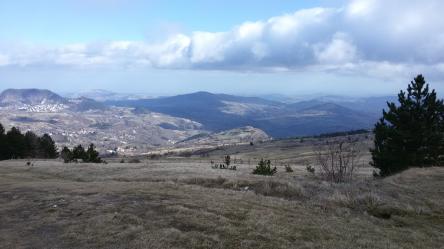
315 138 361 182
285 164 294 173
253 159 277 176
224 155 231 167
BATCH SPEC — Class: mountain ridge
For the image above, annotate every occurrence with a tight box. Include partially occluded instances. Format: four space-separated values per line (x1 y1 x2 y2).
0 88 382 138
0 88 67 106
107 91 377 137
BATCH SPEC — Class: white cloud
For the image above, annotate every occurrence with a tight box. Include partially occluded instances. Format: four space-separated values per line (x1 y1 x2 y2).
346 0 378 17
1 0 444 81
314 33 357 64
0 54 10 66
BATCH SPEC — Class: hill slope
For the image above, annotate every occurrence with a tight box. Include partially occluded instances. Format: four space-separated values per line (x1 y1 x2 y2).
0 88 67 106
107 92 376 137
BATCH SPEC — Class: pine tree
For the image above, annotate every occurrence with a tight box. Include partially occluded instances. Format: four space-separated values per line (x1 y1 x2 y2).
0 123 6 160
72 145 87 161
60 146 73 163
371 75 444 176
24 131 40 158
6 127 26 159
252 159 277 176
86 143 101 163
39 134 59 159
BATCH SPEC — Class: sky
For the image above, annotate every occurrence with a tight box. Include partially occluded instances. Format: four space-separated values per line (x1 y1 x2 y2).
0 0 444 96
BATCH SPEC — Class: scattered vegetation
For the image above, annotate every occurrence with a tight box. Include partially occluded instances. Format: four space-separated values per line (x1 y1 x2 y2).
252 159 277 176
305 165 315 174
61 143 102 163
284 164 293 172
0 123 58 160
371 75 444 176
224 155 231 166
316 129 369 138
149 154 161 160
211 162 237 170
315 138 361 182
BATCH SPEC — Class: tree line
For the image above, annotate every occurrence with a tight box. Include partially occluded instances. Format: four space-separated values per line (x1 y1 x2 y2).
60 144 102 163
0 124 58 160
0 123 102 163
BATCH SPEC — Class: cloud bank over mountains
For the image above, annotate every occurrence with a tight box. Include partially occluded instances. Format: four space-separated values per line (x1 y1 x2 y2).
1 0 443 80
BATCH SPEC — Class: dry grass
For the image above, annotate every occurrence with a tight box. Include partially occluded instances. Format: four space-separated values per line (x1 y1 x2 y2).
0 159 443 248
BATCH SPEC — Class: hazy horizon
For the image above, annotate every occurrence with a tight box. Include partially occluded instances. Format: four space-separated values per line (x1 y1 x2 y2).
0 87 399 100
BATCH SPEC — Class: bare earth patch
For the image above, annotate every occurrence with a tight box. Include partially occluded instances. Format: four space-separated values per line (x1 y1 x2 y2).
0 160 443 248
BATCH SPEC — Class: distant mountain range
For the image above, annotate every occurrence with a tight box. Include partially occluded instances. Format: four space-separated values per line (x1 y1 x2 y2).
63 89 153 102
0 88 394 147
107 91 384 137
0 88 107 112
0 89 271 154
0 89 67 106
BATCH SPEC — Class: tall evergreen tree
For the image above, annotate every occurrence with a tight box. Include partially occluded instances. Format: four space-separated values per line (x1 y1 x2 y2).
72 145 87 161
39 134 59 158
371 75 444 176
24 131 40 158
86 143 101 163
60 146 73 163
0 123 6 160
6 127 26 159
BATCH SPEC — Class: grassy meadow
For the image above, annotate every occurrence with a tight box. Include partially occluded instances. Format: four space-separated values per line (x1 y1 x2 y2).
0 136 443 248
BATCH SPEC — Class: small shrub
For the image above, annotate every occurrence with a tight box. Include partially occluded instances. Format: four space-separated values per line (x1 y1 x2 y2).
224 155 231 166
120 159 125 163
253 159 277 176
315 139 361 182
285 164 293 172
306 165 315 174
354 192 382 212
149 154 160 160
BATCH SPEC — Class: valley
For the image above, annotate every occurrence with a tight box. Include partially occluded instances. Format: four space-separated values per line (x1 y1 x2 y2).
0 89 386 155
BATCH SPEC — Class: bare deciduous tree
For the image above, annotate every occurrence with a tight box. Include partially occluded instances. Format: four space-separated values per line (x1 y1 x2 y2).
314 137 362 183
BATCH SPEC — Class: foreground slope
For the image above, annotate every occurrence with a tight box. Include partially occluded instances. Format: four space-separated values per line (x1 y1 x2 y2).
0 159 442 249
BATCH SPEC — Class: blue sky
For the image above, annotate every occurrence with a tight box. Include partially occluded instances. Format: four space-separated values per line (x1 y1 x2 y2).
0 0 338 43
0 0 443 96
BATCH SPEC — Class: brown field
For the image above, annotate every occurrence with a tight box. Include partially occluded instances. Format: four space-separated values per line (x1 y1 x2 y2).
1 138 443 248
